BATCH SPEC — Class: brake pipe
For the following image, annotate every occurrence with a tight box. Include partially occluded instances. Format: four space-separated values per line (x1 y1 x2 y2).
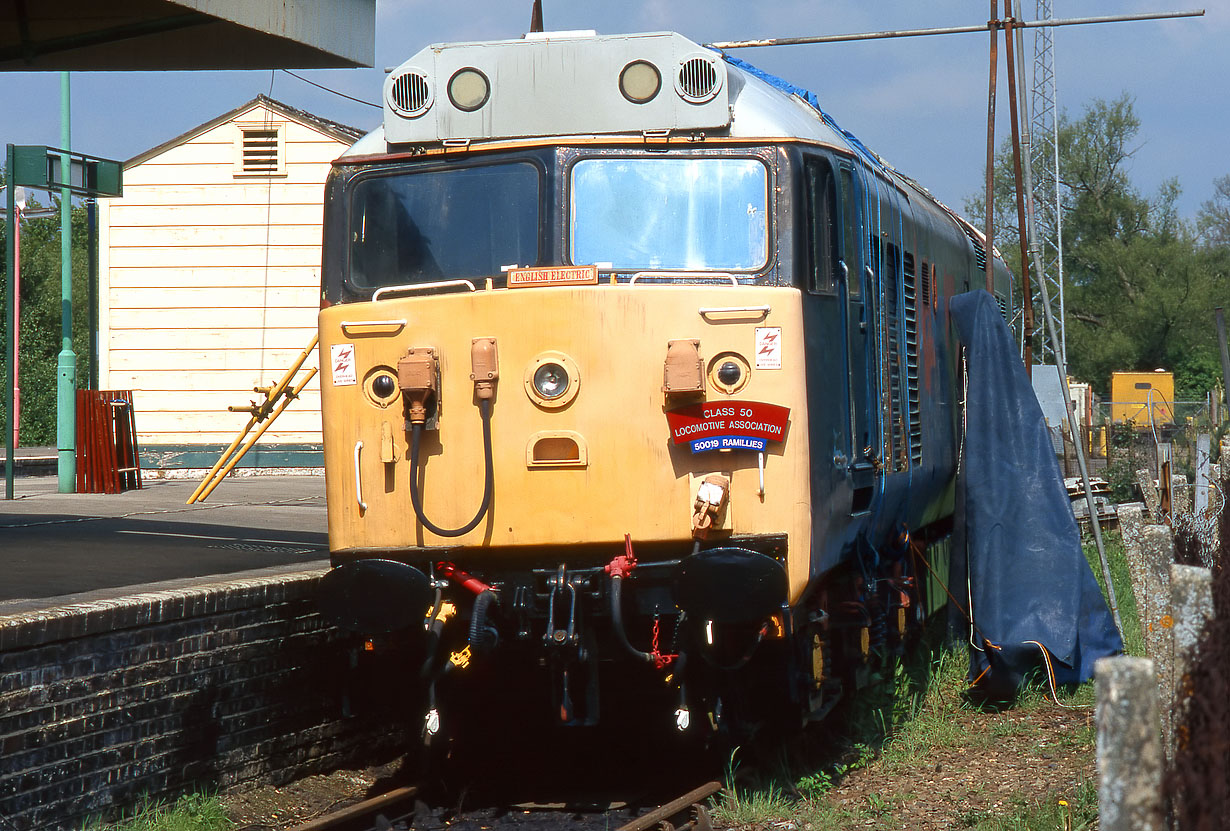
608 535 655 664
435 561 491 595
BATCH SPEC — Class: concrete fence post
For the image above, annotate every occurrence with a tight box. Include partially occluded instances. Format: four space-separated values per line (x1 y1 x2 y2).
1195 433 1210 517
1169 564 1214 758
1171 473 1191 516
1118 503 1147 624
1139 524 1176 748
1097 656 1164 831
1136 468 1161 519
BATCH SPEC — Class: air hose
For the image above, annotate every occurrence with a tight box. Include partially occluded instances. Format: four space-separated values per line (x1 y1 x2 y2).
468 589 500 654
408 398 495 537
418 588 445 680
610 575 655 664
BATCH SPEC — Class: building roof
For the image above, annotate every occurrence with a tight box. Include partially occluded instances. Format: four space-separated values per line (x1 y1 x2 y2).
126 94 365 168
0 0 374 70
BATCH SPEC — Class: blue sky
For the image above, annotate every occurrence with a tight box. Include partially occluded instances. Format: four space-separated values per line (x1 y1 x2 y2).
1 0 1223 219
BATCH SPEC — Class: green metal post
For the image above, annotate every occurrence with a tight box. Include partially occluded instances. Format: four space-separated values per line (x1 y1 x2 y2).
57 72 76 493
5 145 15 499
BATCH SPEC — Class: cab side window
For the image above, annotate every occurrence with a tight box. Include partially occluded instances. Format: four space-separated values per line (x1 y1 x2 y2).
839 165 860 298
804 158 838 294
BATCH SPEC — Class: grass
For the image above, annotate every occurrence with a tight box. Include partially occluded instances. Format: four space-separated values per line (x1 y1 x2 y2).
711 530 1140 830
1082 529 1146 657
83 795 232 831
960 780 1098 830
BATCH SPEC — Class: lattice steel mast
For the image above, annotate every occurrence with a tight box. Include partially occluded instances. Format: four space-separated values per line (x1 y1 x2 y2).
1030 0 1066 366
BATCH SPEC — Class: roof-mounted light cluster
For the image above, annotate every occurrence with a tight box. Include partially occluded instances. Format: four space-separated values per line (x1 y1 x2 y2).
382 32 731 145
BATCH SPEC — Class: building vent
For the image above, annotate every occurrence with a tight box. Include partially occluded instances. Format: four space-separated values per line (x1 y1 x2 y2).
235 123 285 177
389 69 433 118
675 54 721 104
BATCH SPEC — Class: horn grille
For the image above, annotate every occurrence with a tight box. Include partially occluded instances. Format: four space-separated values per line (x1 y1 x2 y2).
675 55 721 103
389 69 433 118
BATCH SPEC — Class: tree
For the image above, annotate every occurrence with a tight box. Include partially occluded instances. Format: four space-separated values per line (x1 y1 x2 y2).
1197 174 1230 249
966 95 1228 398
0 186 93 446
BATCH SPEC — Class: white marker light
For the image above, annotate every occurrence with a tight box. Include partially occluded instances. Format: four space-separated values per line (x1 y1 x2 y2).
448 68 491 111
619 60 662 103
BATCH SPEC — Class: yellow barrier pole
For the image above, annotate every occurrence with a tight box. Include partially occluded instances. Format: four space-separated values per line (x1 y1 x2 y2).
254 334 319 420
187 335 319 504
193 366 319 503
186 413 259 503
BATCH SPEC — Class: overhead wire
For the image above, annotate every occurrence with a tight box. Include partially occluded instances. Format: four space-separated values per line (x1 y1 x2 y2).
280 69 381 109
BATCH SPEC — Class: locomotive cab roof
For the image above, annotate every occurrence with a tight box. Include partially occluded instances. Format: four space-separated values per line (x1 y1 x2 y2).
343 30 855 157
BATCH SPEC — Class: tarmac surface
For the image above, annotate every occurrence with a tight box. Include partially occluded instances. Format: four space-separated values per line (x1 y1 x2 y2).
0 469 328 614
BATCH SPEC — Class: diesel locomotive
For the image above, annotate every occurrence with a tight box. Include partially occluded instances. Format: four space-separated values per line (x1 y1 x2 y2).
316 30 1016 740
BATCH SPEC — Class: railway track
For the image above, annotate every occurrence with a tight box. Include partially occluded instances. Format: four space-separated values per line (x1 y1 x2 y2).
286 786 419 831
287 780 724 831
616 781 723 831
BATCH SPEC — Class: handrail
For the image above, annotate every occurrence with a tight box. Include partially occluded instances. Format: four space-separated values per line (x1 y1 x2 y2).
372 280 476 301
629 271 738 285
341 319 407 335
354 441 368 512
698 305 771 321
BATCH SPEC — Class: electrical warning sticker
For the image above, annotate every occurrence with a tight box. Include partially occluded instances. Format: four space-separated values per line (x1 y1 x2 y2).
755 327 782 370
330 343 357 387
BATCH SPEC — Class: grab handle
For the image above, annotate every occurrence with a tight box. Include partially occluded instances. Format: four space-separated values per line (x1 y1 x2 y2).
354 441 368 512
698 305 771 321
340 319 407 335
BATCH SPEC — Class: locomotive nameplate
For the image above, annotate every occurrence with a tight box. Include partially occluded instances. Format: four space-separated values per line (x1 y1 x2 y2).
508 265 598 288
666 401 790 454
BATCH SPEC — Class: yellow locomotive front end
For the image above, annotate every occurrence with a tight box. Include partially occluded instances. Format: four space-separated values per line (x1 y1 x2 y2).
320 283 810 576
315 148 816 731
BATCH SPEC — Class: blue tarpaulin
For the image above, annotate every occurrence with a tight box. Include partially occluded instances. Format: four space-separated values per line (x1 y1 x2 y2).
949 291 1122 691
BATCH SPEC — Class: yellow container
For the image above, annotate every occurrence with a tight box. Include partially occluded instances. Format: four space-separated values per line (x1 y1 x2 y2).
1110 371 1174 427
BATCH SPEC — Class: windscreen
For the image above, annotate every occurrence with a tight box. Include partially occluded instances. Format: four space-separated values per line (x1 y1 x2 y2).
570 158 768 271
348 162 540 289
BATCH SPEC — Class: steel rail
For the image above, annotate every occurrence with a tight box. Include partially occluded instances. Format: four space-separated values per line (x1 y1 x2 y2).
708 9 1204 49
287 785 419 831
616 781 723 831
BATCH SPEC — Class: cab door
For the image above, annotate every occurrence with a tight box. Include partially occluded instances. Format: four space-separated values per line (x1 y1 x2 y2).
801 156 847 497
839 163 874 512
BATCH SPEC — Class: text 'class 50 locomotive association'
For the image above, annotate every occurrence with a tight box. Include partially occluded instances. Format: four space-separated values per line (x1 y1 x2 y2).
315 29 1015 741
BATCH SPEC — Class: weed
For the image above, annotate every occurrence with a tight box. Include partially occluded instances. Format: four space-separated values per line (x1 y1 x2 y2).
83 794 232 831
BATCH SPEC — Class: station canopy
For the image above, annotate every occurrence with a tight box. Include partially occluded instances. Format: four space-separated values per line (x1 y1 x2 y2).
1 0 375 70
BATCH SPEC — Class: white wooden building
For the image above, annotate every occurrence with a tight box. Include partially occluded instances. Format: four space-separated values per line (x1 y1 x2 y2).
98 96 364 468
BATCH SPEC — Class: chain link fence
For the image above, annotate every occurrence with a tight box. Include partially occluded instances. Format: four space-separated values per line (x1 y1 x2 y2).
1045 400 1222 506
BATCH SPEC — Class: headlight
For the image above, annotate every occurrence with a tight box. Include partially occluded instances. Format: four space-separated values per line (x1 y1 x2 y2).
533 363 569 400
708 352 751 395
524 352 581 408
717 361 742 386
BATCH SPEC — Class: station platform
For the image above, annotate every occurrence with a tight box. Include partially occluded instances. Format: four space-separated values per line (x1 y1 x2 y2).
0 471 329 612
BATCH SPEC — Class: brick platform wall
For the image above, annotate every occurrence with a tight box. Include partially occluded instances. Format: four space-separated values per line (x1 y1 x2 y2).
0 571 415 830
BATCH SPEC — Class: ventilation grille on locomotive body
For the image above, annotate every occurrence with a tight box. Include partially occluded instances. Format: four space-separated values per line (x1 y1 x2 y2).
390 70 432 117
676 55 720 102
903 253 922 467
959 222 988 274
